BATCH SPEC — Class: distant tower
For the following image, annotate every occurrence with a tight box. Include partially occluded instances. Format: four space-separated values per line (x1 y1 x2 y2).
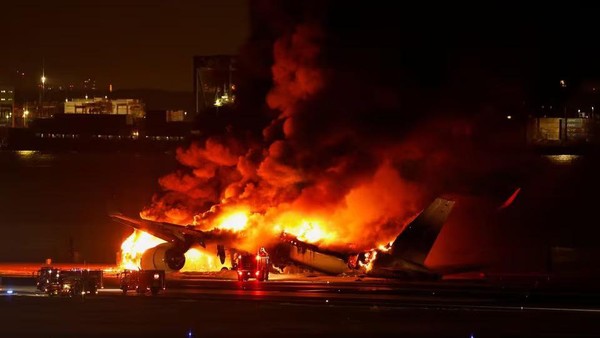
193 55 236 116
39 58 46 111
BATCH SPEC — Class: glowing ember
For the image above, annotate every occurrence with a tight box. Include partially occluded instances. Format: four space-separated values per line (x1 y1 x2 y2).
359 250 378 272
216 211 249 231
119 230 165 270
378 241 393 252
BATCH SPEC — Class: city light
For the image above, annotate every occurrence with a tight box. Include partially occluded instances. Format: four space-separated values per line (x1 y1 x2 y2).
41 76 46 84
23 110 29 117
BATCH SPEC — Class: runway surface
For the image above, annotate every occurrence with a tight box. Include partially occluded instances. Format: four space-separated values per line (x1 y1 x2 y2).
0 271 599 337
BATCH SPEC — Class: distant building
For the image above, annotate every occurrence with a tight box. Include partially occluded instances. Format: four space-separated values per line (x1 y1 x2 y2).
64 98 145 120
193 55 237 115
527 117 600 146
166 110 186 122
144 110 192 138
0 85 14 126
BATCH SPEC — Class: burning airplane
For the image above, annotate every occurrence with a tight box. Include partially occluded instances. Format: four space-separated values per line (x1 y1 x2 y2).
111 197 461 279
109 4 508 279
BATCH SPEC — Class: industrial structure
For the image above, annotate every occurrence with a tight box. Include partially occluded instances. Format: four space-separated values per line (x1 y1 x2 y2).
527 117 600 147
0 85 14 126
64 98 145 118
193 55 237 115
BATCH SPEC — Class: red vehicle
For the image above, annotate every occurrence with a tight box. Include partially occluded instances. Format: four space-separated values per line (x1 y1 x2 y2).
236 248 270 282
119 269 166 295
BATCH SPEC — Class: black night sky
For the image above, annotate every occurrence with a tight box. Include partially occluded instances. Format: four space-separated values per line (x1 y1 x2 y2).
1 0 248 91
2 1 600 97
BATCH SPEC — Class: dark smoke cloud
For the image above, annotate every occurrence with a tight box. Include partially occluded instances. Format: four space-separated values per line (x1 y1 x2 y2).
143 1 539 259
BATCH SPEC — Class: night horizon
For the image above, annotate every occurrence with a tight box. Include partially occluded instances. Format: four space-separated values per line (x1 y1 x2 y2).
1 2 600 337
0 0 249 91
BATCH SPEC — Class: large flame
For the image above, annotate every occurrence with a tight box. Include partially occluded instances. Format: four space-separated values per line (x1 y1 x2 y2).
118 232 231 272
118 209 252 271
181 247 228 272
274 219 335 244
118 208 341 272
216 211 249 231
119 230 165 270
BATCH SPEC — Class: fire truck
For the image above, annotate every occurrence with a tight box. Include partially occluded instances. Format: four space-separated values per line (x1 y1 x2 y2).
236 248 270 282
36 267 103 297
119 269 166 295
35 266 55 292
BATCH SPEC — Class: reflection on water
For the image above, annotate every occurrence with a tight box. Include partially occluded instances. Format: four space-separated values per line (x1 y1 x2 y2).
13 150 57 167
0 150 178 263
544 154 580 165
16 150 38 158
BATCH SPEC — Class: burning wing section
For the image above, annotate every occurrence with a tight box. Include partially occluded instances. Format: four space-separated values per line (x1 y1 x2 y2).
110 214 210 272
110 214 208 248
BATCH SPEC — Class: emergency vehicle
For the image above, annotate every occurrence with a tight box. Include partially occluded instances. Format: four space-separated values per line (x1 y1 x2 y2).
35 267 103 297
119 269 166 295
236 248 270 282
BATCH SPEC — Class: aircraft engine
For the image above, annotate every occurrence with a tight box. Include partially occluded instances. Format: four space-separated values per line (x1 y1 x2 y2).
140 243 186 272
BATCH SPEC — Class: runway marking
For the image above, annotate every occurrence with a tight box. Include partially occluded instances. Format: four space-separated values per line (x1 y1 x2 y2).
428 304 600 314
518 306 600 313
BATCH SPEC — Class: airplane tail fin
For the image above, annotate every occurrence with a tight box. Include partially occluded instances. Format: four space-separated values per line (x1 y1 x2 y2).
390 198 455 266
498 187 521 210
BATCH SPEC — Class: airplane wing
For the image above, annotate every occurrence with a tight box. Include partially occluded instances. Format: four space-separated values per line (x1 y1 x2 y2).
110 213 208 248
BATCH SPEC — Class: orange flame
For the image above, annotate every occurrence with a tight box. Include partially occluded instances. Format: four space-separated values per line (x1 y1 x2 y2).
118 208 341 272
181 247 230 272
282 220 334 243
118 210 250 272
359 241 393 272
119 233 232 272
270 211 336 244
216 211 249 231
378 241 393 252
357 250 377 272
119 230 165 270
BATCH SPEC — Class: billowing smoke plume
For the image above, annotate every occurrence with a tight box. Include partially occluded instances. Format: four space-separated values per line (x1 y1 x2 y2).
141 1 528 255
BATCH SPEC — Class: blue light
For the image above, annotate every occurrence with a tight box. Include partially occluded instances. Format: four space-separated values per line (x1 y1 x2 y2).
6 290 13 295
188 330 192 338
